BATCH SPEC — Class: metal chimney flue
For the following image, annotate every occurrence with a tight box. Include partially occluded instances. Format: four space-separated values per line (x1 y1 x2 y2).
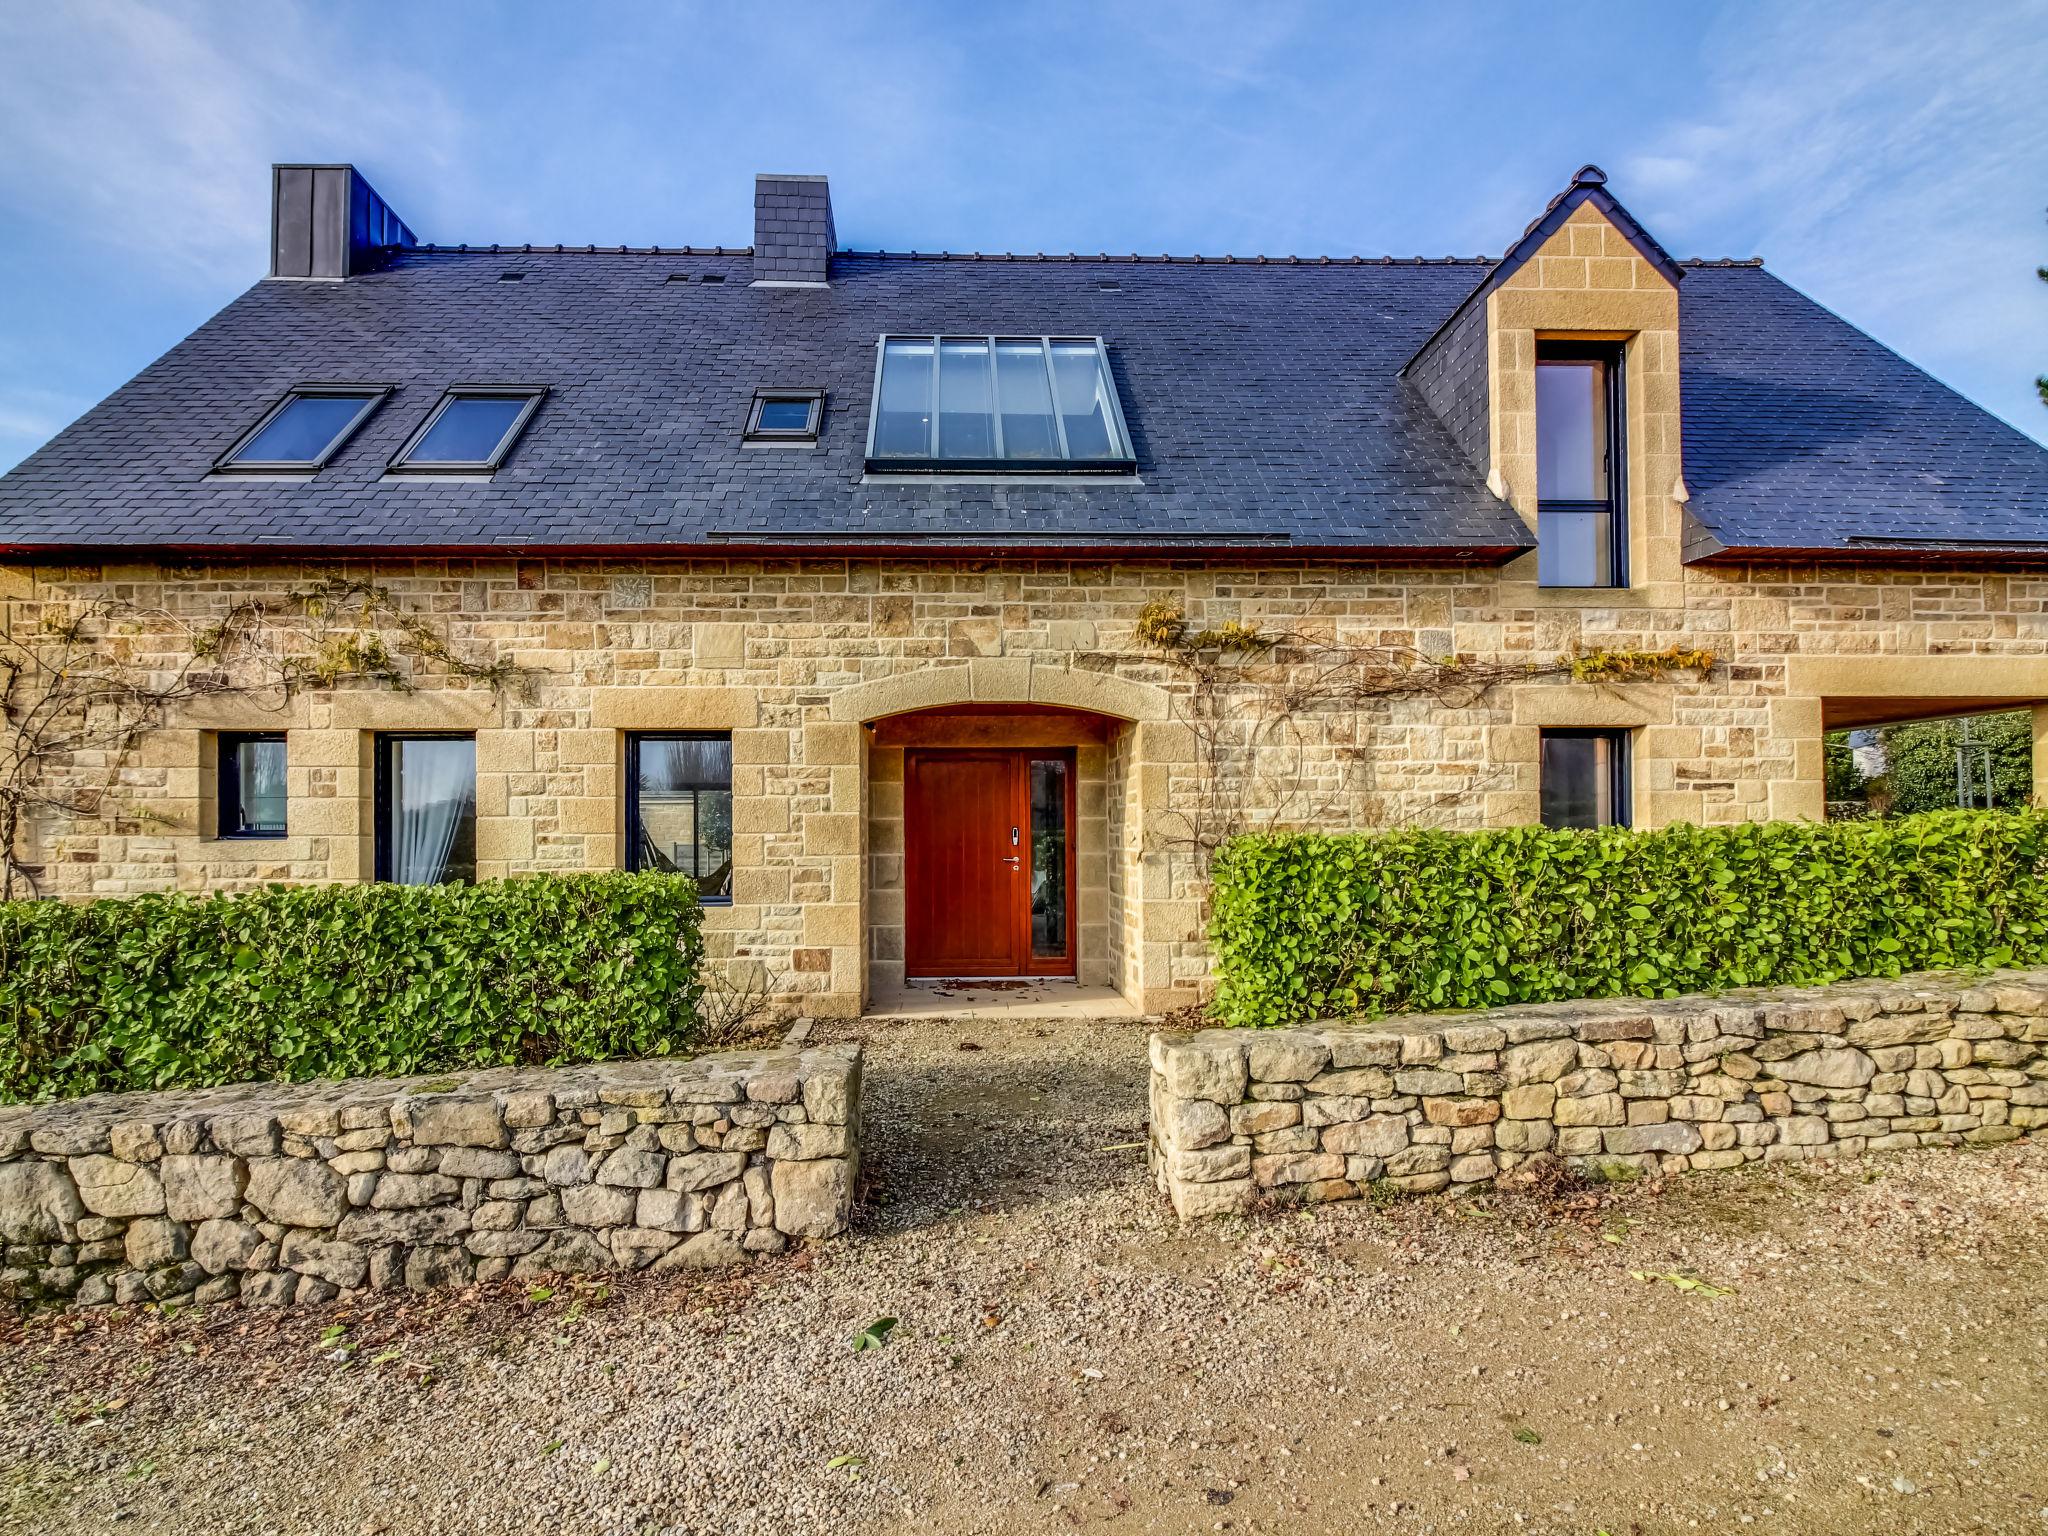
270 164 417 280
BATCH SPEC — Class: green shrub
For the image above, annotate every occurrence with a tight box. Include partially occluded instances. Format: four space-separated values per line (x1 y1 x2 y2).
0 872 705 1102
1209 810 2048 1028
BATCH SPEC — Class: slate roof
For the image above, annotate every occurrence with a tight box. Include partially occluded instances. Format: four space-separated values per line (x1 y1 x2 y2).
2 236 2044 561
1678 266 2048 560
0 250 1528 558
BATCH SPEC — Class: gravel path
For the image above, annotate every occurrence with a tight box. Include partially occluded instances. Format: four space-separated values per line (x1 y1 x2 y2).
4 1015 2046 1535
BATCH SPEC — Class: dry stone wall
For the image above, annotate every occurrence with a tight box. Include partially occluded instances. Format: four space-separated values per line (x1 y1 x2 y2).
0 1044 860 1309
1149 970 2048 1218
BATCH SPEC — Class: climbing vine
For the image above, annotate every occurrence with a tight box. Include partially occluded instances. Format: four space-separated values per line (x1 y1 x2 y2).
0 578 540 899
1119 597 1715 863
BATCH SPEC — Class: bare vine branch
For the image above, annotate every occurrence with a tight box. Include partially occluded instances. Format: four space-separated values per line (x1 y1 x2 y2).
1111 597 1716 868
0 578 542 900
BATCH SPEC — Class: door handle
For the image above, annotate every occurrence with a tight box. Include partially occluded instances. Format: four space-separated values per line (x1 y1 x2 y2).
1001 855 1021 867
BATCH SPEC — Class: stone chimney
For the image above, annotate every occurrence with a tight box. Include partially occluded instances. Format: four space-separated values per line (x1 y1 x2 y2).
751 174 834 287
270 164 416 280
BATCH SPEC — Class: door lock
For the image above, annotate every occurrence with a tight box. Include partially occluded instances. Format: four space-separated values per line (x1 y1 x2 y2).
1011 826 1020 846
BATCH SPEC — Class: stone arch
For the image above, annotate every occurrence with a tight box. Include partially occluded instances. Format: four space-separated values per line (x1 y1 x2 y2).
827 657 1172 724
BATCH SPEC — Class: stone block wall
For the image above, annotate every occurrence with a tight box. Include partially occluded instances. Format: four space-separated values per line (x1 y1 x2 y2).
6 554 2048 1017
0 1044 860 1309
1149 970 2048 1217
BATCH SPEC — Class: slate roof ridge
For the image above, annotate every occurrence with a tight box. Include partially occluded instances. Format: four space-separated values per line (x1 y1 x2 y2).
394 243 1766 268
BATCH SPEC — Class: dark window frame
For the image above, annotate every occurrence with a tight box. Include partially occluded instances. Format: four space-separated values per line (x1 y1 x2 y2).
863 334 1137 475
743 388 824 444
1539 728 1633 830
387 385 547 474
625 732 734 904
1535 340 1627 588
214 385 392 473
216 731 288 838
372 731 478 884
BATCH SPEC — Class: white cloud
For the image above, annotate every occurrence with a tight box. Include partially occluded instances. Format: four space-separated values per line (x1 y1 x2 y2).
1621 0 2048 438
0 0 464 286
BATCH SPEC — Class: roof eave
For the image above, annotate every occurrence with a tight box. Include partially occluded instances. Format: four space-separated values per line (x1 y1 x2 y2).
0 536 1538 566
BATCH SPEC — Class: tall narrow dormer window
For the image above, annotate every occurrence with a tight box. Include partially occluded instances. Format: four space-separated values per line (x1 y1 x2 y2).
866 337 1134 473
1535 343 1625 587
390 387 546 474
217 387 389 473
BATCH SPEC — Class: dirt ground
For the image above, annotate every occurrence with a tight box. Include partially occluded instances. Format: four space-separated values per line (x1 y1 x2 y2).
3 1014 2045 1536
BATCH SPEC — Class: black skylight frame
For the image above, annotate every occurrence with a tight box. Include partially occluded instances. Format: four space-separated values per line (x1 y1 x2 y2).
743 387 824 444
213 384 392 474
863 335 1137 474
387 385 548 474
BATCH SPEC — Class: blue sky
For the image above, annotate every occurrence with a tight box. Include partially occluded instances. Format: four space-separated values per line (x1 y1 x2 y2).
2 0 2044 471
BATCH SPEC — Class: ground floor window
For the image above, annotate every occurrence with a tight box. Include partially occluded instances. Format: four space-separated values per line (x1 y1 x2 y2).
1825 707 2033 818
374 733 476 884
217 732 287 838
1540 729 1630 830
627 733 733 900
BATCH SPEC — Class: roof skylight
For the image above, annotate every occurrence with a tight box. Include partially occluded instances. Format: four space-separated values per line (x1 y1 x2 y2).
390 387 546 473
865 336 1134 473
217 387 389 472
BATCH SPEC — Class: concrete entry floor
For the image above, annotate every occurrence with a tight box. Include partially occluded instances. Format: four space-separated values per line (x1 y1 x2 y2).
863 977 1139 1021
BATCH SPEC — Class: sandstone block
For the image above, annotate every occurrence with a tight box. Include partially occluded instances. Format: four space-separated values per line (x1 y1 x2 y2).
0 1160 86 1243
392 1096 507 1149
768 1122 853 1160
280 1231 368 1289
1394 1068 1461 1097
1500 1084 1555 1119
1423 1097 1500 1128
1247 1032 1331 1083
1552 1093 1625 1128
124 1216 188 1269
1228 1102 1300 1136
1774 1049 1876 1090
560 1184 637 1228
1603 1122 1703 1156
1321 1116 1410 1157
1157 1036 1249 1104
595 1149 668 1189
772 1158 852 1237
71 1155 166 1218
190 1218 265 1274
1251 1152 1344 1187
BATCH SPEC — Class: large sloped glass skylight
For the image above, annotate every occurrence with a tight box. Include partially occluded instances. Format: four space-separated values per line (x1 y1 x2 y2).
218 387 387 471
866 337 1133 471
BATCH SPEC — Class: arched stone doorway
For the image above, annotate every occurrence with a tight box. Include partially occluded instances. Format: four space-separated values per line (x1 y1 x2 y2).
825 660 1196 1015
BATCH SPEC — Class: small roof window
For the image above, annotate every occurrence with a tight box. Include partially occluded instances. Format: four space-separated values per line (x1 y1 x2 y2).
865 336 1134 473
744 388 823 444
217 386 389 472
390 387 546 473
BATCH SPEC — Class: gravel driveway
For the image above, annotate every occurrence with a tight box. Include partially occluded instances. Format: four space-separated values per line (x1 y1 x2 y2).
4 1014 2045 1535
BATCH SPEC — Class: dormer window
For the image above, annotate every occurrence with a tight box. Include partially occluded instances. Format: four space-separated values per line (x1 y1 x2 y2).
1535 343 1625 587
216 386 389 472
865 336 1134 473
390 387 546 474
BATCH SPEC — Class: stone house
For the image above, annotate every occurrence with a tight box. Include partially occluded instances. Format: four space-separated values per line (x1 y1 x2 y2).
3 163 2047 1020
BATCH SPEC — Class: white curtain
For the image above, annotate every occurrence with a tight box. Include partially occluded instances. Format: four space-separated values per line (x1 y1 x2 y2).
391 738 475 885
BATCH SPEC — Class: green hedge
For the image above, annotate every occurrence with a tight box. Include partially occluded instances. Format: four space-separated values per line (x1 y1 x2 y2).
0 872 705 1103
1209 810 2048 1028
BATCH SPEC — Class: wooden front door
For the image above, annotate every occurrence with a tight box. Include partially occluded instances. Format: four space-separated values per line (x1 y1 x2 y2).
904 748 1075 978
